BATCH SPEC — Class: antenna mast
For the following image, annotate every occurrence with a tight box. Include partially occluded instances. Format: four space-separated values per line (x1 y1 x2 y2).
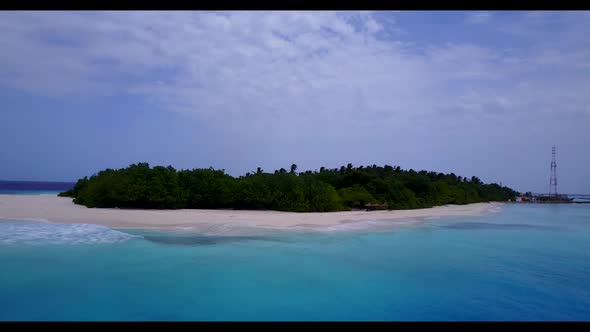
549 146 558 197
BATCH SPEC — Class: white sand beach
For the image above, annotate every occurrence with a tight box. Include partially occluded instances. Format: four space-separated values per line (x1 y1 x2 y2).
0 195 502 234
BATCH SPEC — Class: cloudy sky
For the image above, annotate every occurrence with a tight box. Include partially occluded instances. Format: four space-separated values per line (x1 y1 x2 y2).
1 11 589 194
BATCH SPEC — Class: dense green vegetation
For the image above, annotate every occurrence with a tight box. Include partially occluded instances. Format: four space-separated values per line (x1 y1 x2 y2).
59 163 518 211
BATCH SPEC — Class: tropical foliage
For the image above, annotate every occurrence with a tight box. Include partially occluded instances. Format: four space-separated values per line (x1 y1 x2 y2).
59 163 518 211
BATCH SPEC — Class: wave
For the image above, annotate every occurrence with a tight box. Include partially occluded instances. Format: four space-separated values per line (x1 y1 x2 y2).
0 219 141 245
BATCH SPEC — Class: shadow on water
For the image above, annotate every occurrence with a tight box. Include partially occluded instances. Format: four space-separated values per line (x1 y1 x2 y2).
140 233 290 246
132 227 357 247
439 222 562 231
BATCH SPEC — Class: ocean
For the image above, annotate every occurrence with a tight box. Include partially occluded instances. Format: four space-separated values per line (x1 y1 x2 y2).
0 180 74 195
0 185 589 320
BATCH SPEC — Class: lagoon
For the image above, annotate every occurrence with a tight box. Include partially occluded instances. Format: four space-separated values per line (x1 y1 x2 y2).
1 203 589 320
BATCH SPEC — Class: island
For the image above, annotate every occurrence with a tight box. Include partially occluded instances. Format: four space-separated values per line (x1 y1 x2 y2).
59 163 517 212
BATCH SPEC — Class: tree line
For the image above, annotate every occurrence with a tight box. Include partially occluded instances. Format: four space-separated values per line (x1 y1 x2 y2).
59 162 518 212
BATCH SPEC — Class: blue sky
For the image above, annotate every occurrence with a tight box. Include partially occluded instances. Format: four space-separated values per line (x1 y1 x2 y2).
1 11 589 194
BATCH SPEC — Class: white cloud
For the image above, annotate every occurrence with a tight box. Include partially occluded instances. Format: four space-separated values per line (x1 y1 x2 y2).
0 11 589 138
466 11 493 24
2 11 590 192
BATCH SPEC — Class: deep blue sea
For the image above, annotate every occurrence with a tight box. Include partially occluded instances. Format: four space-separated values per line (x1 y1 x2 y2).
0 180 74 195
1 185 589 320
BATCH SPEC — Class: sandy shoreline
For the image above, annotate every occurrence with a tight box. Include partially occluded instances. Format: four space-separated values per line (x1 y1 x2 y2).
0 194 503 234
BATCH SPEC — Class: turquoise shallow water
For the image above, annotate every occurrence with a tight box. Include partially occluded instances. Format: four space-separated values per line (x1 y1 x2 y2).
1 203 589 321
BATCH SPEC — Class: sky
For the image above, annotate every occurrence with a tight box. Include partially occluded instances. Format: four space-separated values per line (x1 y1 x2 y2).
1 11 589 194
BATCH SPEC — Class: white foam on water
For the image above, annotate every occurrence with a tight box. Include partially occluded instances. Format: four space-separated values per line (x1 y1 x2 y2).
298 219 417 234
168 223 281 237
487 205 503 214
0 219 141 245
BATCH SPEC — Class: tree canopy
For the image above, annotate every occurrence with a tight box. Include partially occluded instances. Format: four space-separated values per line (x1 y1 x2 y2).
59 163 518 212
